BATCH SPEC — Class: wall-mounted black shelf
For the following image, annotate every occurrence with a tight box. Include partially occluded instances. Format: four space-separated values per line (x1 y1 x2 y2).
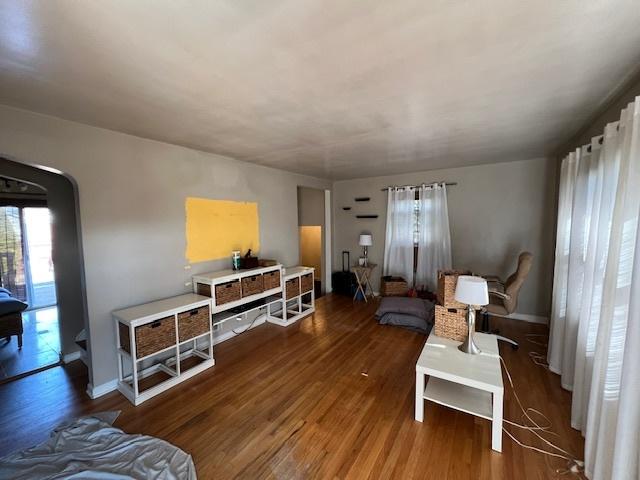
342 207 351 211
354 197 370 202
356 215 378 219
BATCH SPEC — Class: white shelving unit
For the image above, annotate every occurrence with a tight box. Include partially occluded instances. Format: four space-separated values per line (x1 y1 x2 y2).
113 266 316 406
192 264 284 314
113 293 214 406
267 266 315 327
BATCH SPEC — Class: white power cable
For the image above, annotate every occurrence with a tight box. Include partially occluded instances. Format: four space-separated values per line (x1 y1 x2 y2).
499 354 584 476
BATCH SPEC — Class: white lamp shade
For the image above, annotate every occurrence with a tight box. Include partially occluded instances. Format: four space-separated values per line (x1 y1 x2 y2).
359 234 373 246
454 276 489 306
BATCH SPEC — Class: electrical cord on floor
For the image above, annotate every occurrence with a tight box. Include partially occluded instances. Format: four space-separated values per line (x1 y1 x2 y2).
499 354 584 476
524 333 551 368
232 312 265 335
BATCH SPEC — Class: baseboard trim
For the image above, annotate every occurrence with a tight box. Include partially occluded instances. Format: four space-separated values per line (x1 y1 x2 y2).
63 350 82 364
86 378 119 399
494 312 549 324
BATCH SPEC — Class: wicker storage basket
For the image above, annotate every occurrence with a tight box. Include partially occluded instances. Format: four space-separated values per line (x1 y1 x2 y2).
380 276 408 296
263 270 281 290
285 277 300 300
195 283 211 297
120 316 176 358
215 280 241 305
434 305 468 341
300 273 313 293
177 306 210 342
242 274 264 297
437 270 471 308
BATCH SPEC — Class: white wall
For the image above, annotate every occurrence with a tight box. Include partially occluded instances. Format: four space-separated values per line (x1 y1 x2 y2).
332 157 557 317
0 105 330 390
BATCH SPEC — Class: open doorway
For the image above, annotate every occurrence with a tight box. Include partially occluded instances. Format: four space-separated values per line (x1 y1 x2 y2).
0 178 61 380
297 187 330 298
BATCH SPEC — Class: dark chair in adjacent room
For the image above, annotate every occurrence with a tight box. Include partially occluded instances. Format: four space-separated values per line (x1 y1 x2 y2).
481 251 533 350
0 287 28 349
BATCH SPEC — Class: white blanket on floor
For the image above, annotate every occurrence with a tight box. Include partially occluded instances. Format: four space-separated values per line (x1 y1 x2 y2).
0 412 196 479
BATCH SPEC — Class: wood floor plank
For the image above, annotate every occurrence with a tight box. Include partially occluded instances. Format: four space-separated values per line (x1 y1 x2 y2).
0 294 584 479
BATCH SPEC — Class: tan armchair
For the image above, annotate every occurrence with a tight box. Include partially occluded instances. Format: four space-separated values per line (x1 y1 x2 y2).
481 252 533 349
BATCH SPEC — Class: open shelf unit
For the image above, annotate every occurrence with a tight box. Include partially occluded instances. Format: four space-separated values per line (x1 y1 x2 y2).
113 293 214 406
267 267 315 327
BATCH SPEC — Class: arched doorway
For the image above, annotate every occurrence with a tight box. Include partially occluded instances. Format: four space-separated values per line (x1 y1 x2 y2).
0 157 90 383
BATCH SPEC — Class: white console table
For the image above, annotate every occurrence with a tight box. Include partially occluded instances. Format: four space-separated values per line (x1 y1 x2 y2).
192 264 315 330
415 332 504 452
113 293 214 406
113 265 315 406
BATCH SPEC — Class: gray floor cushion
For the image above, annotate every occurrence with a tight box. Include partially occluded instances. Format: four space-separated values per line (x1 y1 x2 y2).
375 297 434 334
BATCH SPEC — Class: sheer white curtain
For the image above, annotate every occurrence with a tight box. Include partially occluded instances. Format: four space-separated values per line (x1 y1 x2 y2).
547 97 640 480
548 150 579 382
383 187 415 283
416 183 452 291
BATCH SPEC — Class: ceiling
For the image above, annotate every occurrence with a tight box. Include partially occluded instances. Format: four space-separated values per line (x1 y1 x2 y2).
1 1 640 180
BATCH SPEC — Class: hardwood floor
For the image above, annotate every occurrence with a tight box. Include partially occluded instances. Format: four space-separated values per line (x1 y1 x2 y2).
0 294 584 479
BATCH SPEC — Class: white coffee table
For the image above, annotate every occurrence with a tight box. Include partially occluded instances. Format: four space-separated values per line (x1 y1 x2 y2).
415 332 504 452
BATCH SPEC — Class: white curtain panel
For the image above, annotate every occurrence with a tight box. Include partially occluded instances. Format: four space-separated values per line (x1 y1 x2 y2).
547 97 640 480
383 187 415 284
548 151 580 379
572 126 621 433
416 183 452 291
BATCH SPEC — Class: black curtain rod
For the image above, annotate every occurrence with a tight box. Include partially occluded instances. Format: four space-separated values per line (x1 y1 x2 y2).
380 182 457 191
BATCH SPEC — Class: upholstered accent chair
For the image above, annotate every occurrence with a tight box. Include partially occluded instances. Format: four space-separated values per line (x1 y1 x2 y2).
481 252 534 349
0 287 28 348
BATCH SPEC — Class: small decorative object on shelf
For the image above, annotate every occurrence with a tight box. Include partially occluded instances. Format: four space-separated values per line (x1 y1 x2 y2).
354 197 370 202
232 250 241 270
240 249 259 269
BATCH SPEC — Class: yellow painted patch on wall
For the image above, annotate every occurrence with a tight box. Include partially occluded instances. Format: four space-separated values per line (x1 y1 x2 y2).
185 197 260 263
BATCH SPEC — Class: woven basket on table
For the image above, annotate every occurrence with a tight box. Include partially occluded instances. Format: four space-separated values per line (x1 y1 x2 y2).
436 269 471 309
434 305 468 342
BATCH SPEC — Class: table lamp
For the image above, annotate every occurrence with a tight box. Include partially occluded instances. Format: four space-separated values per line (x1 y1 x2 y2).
454 275 489 354
359 234 372 266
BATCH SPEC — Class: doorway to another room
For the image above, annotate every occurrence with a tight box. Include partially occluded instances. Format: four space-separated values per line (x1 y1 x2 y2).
0 178 61 381
297 187 330 298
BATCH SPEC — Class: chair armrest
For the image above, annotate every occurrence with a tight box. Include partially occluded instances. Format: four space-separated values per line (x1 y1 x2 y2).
489 290 510 300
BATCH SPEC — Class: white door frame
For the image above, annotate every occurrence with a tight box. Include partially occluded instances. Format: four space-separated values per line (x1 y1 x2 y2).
324 189 332 293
